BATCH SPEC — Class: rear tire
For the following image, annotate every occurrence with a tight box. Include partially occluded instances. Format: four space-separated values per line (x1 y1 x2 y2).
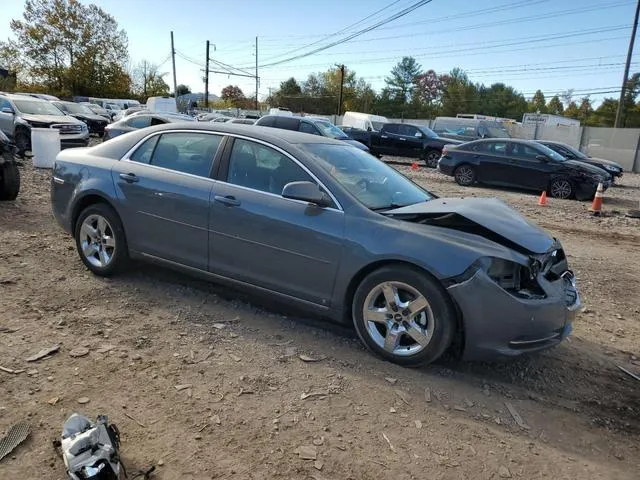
423 149 441 168
549 177 574 199
14 130 30 157
454 164 476 186
352 265 456 367
75 203 129 276
0 162 20 201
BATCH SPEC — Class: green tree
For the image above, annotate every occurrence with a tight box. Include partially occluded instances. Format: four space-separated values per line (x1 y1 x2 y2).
279 77 302 96
176 84 191 96
547 95 564 115
564 101 580 119
384 56 422 103
440 68 479 117
1 0 130 97
221 85 247 107
478 83 527 120
529 89 547 113
132 60 169 100
577 97 593 124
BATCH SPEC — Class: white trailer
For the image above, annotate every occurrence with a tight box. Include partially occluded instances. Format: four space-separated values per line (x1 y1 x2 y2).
341 111 389 132
522 113 580 128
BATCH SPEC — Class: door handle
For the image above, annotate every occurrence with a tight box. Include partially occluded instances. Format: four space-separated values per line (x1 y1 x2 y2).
380 135 388 139
214 195 241 207
119 173 139 183
399 138 407 141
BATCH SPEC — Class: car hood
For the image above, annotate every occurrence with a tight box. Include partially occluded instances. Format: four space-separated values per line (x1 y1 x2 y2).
385 197 554 254
564 159 610 176
341 138 369 150
21 114 83 125
582 156 623 169
69 112 108 122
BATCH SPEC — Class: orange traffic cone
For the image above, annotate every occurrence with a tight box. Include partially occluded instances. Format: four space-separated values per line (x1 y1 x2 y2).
538 191 548 206
589 182 604 215
411 162 419 171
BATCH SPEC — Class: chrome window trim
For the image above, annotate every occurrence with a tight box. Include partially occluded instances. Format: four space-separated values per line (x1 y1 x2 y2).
120 129 344 212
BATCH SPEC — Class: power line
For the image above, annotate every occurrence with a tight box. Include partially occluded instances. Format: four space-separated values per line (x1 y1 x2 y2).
258 0 435 68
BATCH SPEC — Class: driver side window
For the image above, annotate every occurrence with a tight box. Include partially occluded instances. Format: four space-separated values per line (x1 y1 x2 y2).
227 139 313 196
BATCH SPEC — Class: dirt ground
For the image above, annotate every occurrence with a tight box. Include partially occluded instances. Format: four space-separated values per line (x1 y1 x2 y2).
1 154 639 480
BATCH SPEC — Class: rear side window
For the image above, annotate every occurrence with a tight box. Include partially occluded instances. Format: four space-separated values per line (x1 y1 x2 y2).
129 135 160 164
475 141 508 154
127 116 151 128
510 142 540 159
275 117 299 130
383 124 399 134
149 132 222 177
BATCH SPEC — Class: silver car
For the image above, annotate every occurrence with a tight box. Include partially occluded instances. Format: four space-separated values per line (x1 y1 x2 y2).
0 93 89 154
51 123 580 366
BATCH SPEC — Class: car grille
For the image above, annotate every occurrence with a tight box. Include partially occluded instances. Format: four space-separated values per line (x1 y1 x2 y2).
51 124 82 135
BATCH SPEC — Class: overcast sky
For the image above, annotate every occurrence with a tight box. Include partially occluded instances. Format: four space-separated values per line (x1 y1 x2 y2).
2 0 639 104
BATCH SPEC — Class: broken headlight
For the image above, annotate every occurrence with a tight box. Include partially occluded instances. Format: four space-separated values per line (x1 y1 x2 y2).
476 257 546 299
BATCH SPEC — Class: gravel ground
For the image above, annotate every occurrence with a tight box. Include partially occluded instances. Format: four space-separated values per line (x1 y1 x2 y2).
0 154 639 480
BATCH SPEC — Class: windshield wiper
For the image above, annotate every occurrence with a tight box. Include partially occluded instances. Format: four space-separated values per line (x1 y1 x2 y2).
371 203 408 212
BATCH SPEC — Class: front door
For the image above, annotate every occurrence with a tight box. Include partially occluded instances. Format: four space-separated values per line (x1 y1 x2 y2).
399 124 423 158
505 142 553 191
111 131 223 270
473 140 512 185
208 137 344 306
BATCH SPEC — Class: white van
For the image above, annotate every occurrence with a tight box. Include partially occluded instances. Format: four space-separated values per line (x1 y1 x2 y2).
147 96 178 114
269 107 293 116
341 111 389 132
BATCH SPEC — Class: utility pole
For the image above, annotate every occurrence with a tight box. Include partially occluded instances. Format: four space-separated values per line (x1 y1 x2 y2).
204 40 210 109
255 36 259 110
615 0 640 127
336 64 345 116
170 31 178 104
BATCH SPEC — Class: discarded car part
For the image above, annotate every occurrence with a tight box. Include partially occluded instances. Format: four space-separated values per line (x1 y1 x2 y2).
0 421 30 462
0 129 20 201
59 414 123 480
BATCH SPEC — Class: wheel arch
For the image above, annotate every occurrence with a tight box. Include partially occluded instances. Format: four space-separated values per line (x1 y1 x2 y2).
71 193 118 234
343 259 465 358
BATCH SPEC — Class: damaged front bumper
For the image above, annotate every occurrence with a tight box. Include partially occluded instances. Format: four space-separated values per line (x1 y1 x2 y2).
447 259 580 361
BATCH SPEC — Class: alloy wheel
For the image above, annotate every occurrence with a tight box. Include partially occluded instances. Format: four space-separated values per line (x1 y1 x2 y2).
455 166 474 185
79 214 116 268
362 281 434 357
550 179 572 199
425 151 440 168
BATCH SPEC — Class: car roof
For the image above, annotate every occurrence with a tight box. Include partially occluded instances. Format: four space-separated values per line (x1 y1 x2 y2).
2 93 49 102
92 122 346 160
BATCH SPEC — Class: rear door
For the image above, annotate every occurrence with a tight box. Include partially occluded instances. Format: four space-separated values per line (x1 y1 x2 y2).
111 131 224 270
208 137 344 305
472 140 511 185
377 124 399 155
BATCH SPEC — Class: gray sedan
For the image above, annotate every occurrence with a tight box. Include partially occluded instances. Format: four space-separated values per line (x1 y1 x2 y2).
103 113 195 141
51 123 580 366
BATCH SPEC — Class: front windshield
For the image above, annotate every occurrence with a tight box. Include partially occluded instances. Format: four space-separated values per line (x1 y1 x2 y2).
537 144 566 162
13 99 64 116
63 103 92 114
418 126 439 138
87 104 106 114
300 143 433 210
314 120 348 139
107 104 121 111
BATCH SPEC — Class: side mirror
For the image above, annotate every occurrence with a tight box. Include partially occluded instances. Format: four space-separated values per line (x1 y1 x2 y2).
1 107 14 115
282 181 332 208
535 154 548 162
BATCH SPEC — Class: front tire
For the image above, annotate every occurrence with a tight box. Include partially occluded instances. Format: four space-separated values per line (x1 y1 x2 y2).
454 164 476 186
0 162 20 201
352 266 456 367
74 203 128 276
423 149 441 168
